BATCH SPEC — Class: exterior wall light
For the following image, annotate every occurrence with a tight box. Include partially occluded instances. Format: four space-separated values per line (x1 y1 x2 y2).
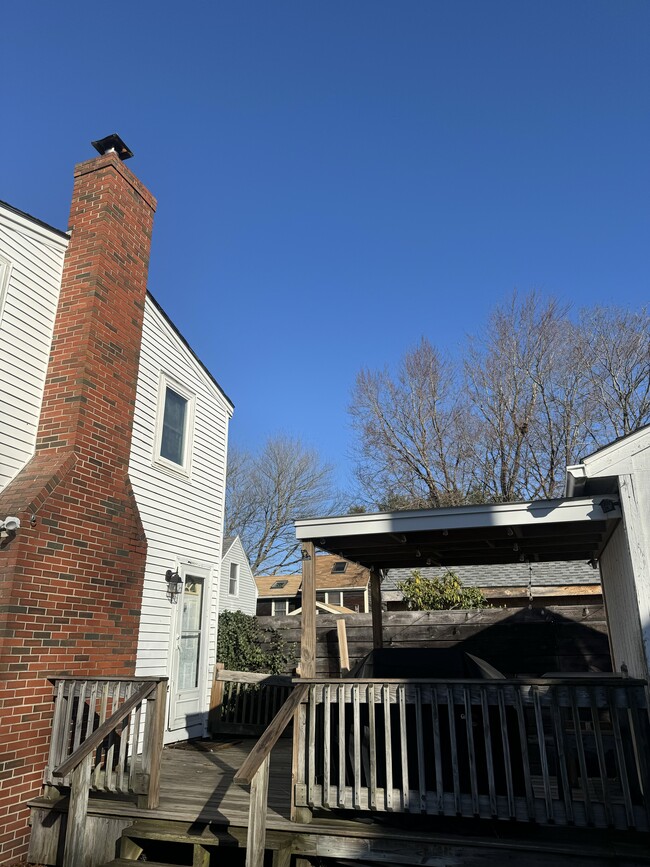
0 516 20 532
165 569 183 602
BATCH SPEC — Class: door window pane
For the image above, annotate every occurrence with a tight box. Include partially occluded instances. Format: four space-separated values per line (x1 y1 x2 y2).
179 576 203 690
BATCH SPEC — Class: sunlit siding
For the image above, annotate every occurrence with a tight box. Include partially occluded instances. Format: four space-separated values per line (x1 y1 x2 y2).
0 206 68 491
128 296 232 742
219 537 258 616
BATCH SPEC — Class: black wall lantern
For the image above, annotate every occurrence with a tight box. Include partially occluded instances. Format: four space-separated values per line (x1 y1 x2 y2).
165 569 183 603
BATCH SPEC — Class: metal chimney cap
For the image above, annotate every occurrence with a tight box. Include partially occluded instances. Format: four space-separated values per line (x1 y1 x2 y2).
91 134 134 161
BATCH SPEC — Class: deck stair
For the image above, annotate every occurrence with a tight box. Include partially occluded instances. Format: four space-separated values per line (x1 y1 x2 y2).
104 817 241 865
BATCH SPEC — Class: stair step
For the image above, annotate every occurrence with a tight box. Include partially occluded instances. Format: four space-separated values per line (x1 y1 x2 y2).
122 819 237 845
104 861 174 867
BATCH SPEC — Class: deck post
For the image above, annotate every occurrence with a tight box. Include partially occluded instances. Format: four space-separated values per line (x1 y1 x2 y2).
300 541 316 678
62 752 92 867
208 661 225 733
138 678 167 808
245 753 270 867
370 568 383 649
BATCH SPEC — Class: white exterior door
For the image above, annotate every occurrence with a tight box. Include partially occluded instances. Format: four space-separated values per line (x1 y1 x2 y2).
169 562 212 733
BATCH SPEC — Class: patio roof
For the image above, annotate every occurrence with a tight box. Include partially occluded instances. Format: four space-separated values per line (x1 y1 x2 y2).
294 496 621 572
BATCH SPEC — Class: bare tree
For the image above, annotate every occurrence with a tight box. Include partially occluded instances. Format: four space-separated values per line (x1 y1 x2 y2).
225 435 338 575
578 306 650 442
350 338 475 509
465 293 589 500
350 293 649 510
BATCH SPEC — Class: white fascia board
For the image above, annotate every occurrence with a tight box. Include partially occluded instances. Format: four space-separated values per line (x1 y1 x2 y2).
583 426 650 477
295 496 617 541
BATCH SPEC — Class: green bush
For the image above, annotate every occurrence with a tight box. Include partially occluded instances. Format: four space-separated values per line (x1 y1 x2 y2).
398 569 488 611
217 610 294 674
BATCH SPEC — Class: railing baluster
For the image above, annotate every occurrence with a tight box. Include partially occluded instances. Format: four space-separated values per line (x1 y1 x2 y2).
45 680 67 786
129 699 143 792
307 685 316 807
414 686 426 813
368 683 377 811
569 688 593 825
116 682 133 793
323 683 331 808
550 686 573 825
104 681 121 792
464 686 479 816
607 687 634 828
589 688 614 826
446 684 460 815
337 683 346 808
383 683 393 811
513 687 535 821
532 686 554 822
497 687 515 819
430 685 444 815
480 686 497 817
398 684 409 812
71 681 87 755
61 680 77 774
352 684 361 809
93 681 110 788
627 686 650 829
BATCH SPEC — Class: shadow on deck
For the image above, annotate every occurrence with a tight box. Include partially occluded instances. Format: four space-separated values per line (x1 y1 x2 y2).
29 737 650 867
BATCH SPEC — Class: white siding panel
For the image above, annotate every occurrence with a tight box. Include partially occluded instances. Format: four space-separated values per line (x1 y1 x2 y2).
219 537 258 616
600 521 647 679
129 296 232 744
0 206 68 492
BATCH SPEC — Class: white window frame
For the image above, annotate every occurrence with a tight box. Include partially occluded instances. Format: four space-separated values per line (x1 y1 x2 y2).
153 372 195 476
272 599 288 616
0 256 12 326
228 562 239 596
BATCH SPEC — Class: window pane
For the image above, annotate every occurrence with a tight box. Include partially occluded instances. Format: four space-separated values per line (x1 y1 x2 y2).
274 599 287 616
229 563 239 595
179 576 203 689
161 388 187 465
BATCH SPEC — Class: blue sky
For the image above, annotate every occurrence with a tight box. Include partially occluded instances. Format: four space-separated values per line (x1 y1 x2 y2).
3 1 649 493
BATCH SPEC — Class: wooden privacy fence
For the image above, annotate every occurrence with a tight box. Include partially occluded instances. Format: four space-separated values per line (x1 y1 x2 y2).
209 665 293 735
45 675 167 867
293 677 650 831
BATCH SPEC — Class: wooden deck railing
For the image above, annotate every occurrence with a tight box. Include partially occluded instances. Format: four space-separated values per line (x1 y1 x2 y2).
209 665 293 735
293 677 650 831
45 676 167 866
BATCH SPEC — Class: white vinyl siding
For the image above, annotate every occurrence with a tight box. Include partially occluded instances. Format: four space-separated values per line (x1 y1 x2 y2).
128 296 233 743
219 537 258 616
0 206 68 492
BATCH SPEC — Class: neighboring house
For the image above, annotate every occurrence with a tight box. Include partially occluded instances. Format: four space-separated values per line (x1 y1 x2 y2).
255 553 371 615
384 560 601 609
219 535 258 615
0 138 233 863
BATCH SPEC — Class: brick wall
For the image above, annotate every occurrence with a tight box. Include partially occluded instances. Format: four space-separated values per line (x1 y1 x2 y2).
0 152 156 863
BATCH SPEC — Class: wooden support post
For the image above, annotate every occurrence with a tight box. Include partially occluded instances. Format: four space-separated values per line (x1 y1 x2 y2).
208 661 225 733
300 541 316 679
271 845 292 867
245 753 270 867
139 679 167 808
336 618 350 675
62 752 92 867
370 568 383 649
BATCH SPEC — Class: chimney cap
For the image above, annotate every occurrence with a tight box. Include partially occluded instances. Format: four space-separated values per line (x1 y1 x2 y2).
91 134 134 161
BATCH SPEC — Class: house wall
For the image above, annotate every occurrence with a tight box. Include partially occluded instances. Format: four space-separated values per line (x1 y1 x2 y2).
0 206 68 491
599 520 647 678
219 538 257 615
584 432 650 681
129 296 232 742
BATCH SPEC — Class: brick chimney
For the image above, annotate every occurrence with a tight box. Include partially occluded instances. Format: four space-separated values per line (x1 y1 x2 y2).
0 143 156 863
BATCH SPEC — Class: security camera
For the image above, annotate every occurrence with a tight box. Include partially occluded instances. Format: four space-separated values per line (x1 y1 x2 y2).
1 516 20 532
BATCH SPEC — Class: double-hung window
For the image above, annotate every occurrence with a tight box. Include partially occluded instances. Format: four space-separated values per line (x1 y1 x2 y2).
229 563 239 596
154 373 195 474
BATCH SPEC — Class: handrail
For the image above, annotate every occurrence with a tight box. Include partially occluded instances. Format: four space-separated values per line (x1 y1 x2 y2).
216 669 292 687
292 675 646 686
53 679 159 778
234 682 309 785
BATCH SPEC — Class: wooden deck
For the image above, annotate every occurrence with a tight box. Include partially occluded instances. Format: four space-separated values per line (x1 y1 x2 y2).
29 737 650 866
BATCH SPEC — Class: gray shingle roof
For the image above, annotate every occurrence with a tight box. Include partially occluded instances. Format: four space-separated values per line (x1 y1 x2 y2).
384 560 599 590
